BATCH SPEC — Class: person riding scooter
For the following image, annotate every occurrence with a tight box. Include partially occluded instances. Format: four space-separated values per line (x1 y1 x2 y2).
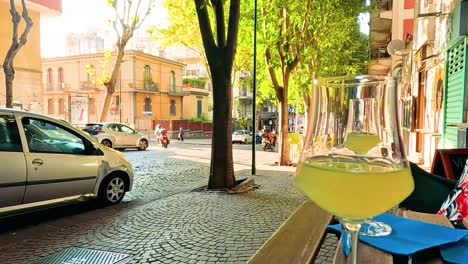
159 128 170 148
260 126 274 151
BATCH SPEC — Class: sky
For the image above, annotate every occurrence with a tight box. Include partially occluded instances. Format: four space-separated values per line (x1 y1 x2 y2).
40 0 168 58
40 0 370 58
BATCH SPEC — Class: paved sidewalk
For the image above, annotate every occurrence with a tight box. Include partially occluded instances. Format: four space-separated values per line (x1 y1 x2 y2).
0 143 337 264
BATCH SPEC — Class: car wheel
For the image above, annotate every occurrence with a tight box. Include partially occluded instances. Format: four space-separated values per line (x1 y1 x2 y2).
244 139 248 144
101 139 112 148
138 139 148 150
98 174 126 206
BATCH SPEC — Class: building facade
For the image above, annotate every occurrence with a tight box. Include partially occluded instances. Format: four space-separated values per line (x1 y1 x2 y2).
0 0 62 111
42 50 187 130
372 0 468 167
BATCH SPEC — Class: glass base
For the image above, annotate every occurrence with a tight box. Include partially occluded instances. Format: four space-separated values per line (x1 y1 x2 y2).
359 219 392 237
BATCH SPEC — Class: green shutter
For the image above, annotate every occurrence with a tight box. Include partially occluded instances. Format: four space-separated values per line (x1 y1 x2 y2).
443 38 467 148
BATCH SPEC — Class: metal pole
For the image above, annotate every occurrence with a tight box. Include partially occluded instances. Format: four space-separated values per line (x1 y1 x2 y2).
251 0 257 176
119 66 122 123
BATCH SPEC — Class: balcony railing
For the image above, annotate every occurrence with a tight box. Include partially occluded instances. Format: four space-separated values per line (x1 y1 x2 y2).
260 111 278 119
128 80 160 92
45 82 71 91
167 85 188 96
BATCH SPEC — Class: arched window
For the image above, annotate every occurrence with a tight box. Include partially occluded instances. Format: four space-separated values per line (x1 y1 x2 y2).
47 68 53 90
58 67 64 89
144 65 151 90
144 97 152 112
89 98 96 115
48 99 54 114
169 71 175 92
58 98 65 114
169 99 176 116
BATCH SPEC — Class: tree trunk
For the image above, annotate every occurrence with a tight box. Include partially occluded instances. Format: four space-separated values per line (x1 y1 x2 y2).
303 91 318 151
208 67 235 189
278 99 290 165
99 48 125 122
3 64 14 108
100 90 113 122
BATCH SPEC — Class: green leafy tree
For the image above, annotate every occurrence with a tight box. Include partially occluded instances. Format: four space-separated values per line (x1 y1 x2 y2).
94 0 156 122
260 0 312 165
194 0 240 189
156 0 210 77
3 0 33 108
295 0 367 145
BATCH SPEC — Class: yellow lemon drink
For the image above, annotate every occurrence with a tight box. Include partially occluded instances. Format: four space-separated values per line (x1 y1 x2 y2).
344 132 381 154
295 157 414 220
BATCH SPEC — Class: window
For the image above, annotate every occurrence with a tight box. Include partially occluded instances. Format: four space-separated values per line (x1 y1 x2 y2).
22 118 86 154
144 65 152 90
169 71 176 92
144 97 152 112
0 115 22 152
197 97 202 118
170 99 176 116
120 125 135 134
48 99 54 114
58 67 64 89
89 98 96 115
47 68 53 90
58 98 65 114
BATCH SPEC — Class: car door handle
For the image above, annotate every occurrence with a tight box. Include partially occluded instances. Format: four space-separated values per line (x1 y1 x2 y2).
32 158 43 166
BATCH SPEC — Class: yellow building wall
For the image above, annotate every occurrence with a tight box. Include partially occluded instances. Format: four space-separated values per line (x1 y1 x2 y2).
0 2 42 111
183 94 210 120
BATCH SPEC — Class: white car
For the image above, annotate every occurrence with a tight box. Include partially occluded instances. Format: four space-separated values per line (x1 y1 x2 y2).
83 123 149 151
232 130 253 144
0 108 134 215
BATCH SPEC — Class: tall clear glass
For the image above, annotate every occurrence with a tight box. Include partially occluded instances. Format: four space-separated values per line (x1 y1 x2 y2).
295 76 414 263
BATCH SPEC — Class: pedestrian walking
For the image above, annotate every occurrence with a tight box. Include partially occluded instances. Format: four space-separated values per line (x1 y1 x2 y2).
154 124 161 143
178 126 184 141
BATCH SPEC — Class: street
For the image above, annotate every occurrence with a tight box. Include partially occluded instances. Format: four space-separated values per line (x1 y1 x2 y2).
0 140 330 264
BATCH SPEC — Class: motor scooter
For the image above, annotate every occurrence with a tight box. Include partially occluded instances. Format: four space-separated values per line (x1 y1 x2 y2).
160 129 170 148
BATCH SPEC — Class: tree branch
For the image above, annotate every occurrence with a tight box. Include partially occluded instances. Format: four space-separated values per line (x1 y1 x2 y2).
211 0 226 47
135 0 155 30
265 48 280 89
130 0 141 31
225 0 240 69
194 0 216 51
18 0 33 48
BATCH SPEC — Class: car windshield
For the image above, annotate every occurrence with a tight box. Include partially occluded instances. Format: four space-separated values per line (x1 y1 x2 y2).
233 131 243 135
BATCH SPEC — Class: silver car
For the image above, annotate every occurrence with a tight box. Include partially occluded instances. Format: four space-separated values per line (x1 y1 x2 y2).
83 123 149 151
0 109 134 215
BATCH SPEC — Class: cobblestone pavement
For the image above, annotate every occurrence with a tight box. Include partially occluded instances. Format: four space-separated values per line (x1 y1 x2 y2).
0 141 344 264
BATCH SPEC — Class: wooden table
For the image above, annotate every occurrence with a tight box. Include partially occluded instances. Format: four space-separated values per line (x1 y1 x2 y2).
248 201 466 264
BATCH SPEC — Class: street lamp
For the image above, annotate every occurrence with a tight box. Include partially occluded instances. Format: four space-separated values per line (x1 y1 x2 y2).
251 0 257 175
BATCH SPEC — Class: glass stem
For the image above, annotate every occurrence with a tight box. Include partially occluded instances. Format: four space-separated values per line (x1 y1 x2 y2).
341 222 361 264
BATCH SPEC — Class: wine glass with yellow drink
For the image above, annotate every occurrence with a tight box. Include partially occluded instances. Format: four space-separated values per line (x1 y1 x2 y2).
344 98 393 237
295 76 414 263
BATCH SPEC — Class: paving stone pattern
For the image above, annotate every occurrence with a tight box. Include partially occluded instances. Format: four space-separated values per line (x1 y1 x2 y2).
0 141 339 263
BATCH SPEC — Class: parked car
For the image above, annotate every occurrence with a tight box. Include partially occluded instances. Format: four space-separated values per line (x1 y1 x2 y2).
232 130 253 144
0 108 134 215
83 122 149 151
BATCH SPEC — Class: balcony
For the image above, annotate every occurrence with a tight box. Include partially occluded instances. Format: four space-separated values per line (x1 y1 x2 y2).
167 85 188 96
184 69 209 78
369 45 391 75
128 80 160 92
45 82 71 92
260 111 278 120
